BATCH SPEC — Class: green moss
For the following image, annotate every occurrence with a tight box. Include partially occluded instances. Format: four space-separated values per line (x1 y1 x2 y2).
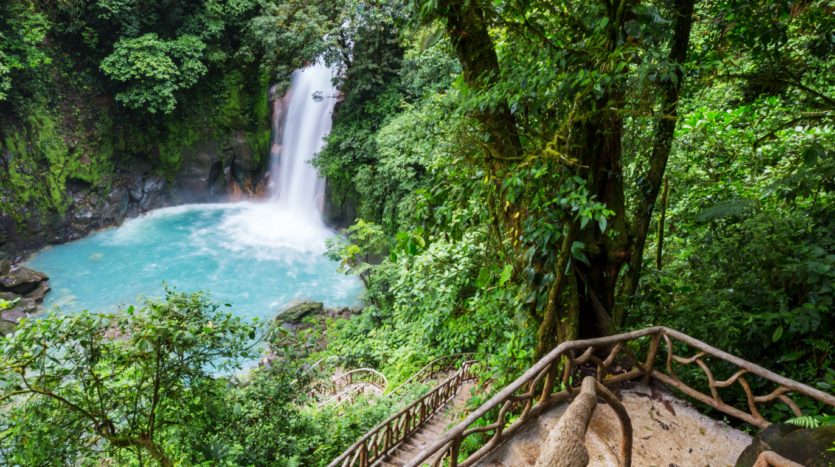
1 68 273 233
247 86 271 166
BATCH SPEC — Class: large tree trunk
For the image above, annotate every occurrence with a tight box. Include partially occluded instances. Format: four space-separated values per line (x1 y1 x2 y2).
535 0 696 357
612 0 696 327
442 1 522 160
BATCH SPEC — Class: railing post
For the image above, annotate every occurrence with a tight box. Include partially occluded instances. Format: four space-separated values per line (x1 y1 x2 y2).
641 331 662 385
449 434 462 467
542 357 562 400
385 425 392 451
359 444 367 467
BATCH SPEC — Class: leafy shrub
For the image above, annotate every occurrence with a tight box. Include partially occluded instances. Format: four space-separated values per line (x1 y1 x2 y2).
100 33 208 114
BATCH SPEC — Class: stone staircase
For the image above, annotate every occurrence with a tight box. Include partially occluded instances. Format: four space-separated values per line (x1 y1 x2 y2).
381 381 475 467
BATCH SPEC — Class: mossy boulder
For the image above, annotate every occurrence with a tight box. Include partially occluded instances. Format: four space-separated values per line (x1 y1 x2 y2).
276 301 323 324
0 267 49 294
0 259 10 275
735 424 835 467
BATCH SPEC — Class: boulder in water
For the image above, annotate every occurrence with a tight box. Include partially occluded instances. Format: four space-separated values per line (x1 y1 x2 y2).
276 301 323 324
0 259 10 275
735 423 835 467
26 281 50 304
1 267 48 294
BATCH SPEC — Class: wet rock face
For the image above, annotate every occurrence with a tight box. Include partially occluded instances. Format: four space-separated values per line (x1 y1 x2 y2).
1 130 268 258
735 424 835 467
129 176 144 202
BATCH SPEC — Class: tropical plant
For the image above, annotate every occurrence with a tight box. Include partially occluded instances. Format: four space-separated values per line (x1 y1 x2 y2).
100 33 208 114
0 288 261 466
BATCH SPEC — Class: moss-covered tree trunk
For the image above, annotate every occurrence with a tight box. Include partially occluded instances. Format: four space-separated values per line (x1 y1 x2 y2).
613 0 696 327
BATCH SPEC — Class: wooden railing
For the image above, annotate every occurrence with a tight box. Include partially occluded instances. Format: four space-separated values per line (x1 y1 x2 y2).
323 384 380 411
400 326 835 467
327 360 482 467
326 368 388 397
387 353 480 397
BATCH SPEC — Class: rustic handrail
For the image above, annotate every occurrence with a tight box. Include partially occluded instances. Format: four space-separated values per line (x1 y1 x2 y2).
320 383 376 407
387 353 480 397
326 368 388 397
401 326 835 467
326 360 482 467
753 451 804 467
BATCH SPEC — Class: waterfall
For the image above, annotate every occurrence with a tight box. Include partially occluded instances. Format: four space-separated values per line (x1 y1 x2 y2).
269 63 335 225
202 63 337 256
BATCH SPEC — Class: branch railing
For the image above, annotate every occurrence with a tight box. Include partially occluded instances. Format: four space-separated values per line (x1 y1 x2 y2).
387 353 480 397
327 360 482 467
399 326 835 467
324 368 388 398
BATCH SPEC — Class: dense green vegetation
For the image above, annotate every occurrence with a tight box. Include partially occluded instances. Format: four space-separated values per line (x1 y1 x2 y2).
317 0 835 427
2 0 835 464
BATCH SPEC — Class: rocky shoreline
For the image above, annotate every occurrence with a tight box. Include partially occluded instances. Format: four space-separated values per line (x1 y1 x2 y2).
259 300 361 369
0 259 51 335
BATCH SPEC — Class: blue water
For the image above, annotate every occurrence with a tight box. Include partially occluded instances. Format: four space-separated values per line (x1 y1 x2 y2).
24 202 363 322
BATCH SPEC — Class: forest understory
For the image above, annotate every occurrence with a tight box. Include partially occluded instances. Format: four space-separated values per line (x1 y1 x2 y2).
1 0 834 465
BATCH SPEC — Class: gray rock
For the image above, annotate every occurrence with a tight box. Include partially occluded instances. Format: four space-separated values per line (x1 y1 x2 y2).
276 301 323 324
74 205 95 226
0 291 20 301
0 267 48 294
26 281 50 304
144 174 165 194
0 259 10 275
735 424 835 467
18 297 36 313
139 175 166 211
0 308 23 336
129 177 144 201
1 307 27 323
139 193 159 211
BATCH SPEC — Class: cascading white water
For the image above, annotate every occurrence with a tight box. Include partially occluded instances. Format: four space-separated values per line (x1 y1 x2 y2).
269 64 334 224
211 63 338 255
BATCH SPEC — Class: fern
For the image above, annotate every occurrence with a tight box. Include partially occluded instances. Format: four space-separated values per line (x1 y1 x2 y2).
786 415 821 428
786 414 835 429
812 338 834 354
696 199 757 221
276 455 301 467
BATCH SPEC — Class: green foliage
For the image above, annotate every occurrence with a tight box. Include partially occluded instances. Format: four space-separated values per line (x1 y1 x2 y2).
325 220 387 289
785 414 835 429
0 288 261 466
0 0 51 101
240 0 334 93
100 33 208 114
